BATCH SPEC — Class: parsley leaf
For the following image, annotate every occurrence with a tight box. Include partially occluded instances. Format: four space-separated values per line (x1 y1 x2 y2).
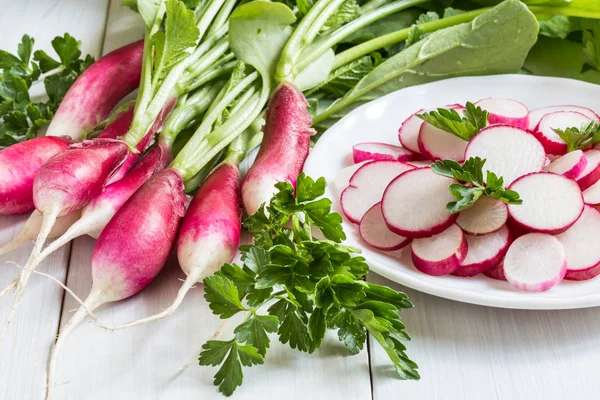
552 121 600 152
582 19 600 73
431 157 523 213
234 314 279 356
203 275 247 318
417 102 489 141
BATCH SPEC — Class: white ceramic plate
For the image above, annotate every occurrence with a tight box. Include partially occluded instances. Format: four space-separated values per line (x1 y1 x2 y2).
304 74 600 310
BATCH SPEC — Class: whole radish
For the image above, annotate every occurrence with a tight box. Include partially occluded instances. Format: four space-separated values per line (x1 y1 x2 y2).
242 82 315 215
46 40 144 141
46 168 187 398
0 137 70 215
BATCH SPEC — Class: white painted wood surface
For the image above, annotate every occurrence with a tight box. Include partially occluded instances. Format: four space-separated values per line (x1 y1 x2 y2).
3 1 600 400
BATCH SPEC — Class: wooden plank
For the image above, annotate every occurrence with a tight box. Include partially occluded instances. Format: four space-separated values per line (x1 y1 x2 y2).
367 273 600 400
0 1 109 399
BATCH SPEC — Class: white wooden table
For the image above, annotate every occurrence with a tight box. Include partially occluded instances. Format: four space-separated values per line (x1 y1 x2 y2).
2 2 599 399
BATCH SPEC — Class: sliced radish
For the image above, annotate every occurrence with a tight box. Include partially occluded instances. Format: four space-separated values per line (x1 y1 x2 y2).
359 203 411 251
407 160 432 168
528 105 599 131
533 111 592 155
543 150 588 179
382 167 458 238
333 161 370 194
418 123 468 162
341 161 415 224
583 180 600 205
456 197 508 235
555 205 600 281
398 109 425 154
464 125 545 185
503 233 567 292
452 225 511 277
576 149 600 191
483 262 506 281
411 224 467 276
475 98 529 129
508 172 584 234
352 142 414 163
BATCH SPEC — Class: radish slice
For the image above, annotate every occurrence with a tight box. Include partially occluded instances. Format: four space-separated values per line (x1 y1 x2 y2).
533 111 592 155
452 225 511 277
359 203 411 251
382 167 458 238
398 109 425 153
341 161 415 224
543 150 588 179
411 224 467 276
464 125 545 185
352 142 414 163
583 180 600 205
475 98 529 129
503 233 567 292
333 161 369 194
528 105 599 131
555 205 600 281
577 149 600 191
456 197 508 235
418 123 468 162
508 172 584 234
407 160 432 168
484 263 506 281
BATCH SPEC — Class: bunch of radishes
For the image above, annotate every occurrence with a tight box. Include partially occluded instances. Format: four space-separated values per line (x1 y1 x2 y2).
338 98 600 293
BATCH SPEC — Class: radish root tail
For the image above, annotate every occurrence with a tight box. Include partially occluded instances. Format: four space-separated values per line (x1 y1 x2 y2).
0 278 18 298
0 233 28 257
178 319 229 375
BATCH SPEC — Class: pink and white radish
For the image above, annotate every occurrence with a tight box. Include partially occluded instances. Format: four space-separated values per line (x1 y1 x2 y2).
242 82 315 215
555 205 600 281
464 125 545 185
341 160 414 224
352 142 414 163
410 224 467 276
452 225 511 277
46 40 144 141
528 105 599 131
532 111 592 155
382 167 457 238
475 98 528 129
398 109 425 153
456 197 507 235
46 168 187 397
503 233 567 292
543 150 588 179
582 180 600 205
333 161 369 194
508 172 583 234
359 203 411 251
576 149 600 191
0 137 70 215
417 105 467 162
483 262 506 281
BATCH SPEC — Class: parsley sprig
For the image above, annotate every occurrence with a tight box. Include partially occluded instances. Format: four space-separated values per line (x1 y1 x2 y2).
431 157 522 213
0 34 94 148
416 102 489 141
552 122 600 152
199 174 418 396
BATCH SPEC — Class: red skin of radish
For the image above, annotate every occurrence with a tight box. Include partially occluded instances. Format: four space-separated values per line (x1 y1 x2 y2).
483 263 507 281
92 168 186 300
177 162 242 279
242 82 315 215
475 98 529 129
411 225 467 276
33 139 128 216
0 137 70 215
46 40 144 141
352 142 414 163
543 150 588 180
452 227 512 277
577 150 600 191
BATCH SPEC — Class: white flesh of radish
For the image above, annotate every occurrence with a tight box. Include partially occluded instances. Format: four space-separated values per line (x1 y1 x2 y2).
407 160 433 168
359 203 410 251
464 125 545 185
503 233 567 292
340 161 414 224
333 161 369 194
508 172 583 234
453 225 511 277
555 205 600 280
411 224 467 276
543 150 588 180
475 98 528 128
382 167 457 238
528 105 599 131
576 149 600 190
418 122 468 161
398 109 425 153
583 180 600 205
535 111 592 154
456 197 507 235
352 142 413 163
